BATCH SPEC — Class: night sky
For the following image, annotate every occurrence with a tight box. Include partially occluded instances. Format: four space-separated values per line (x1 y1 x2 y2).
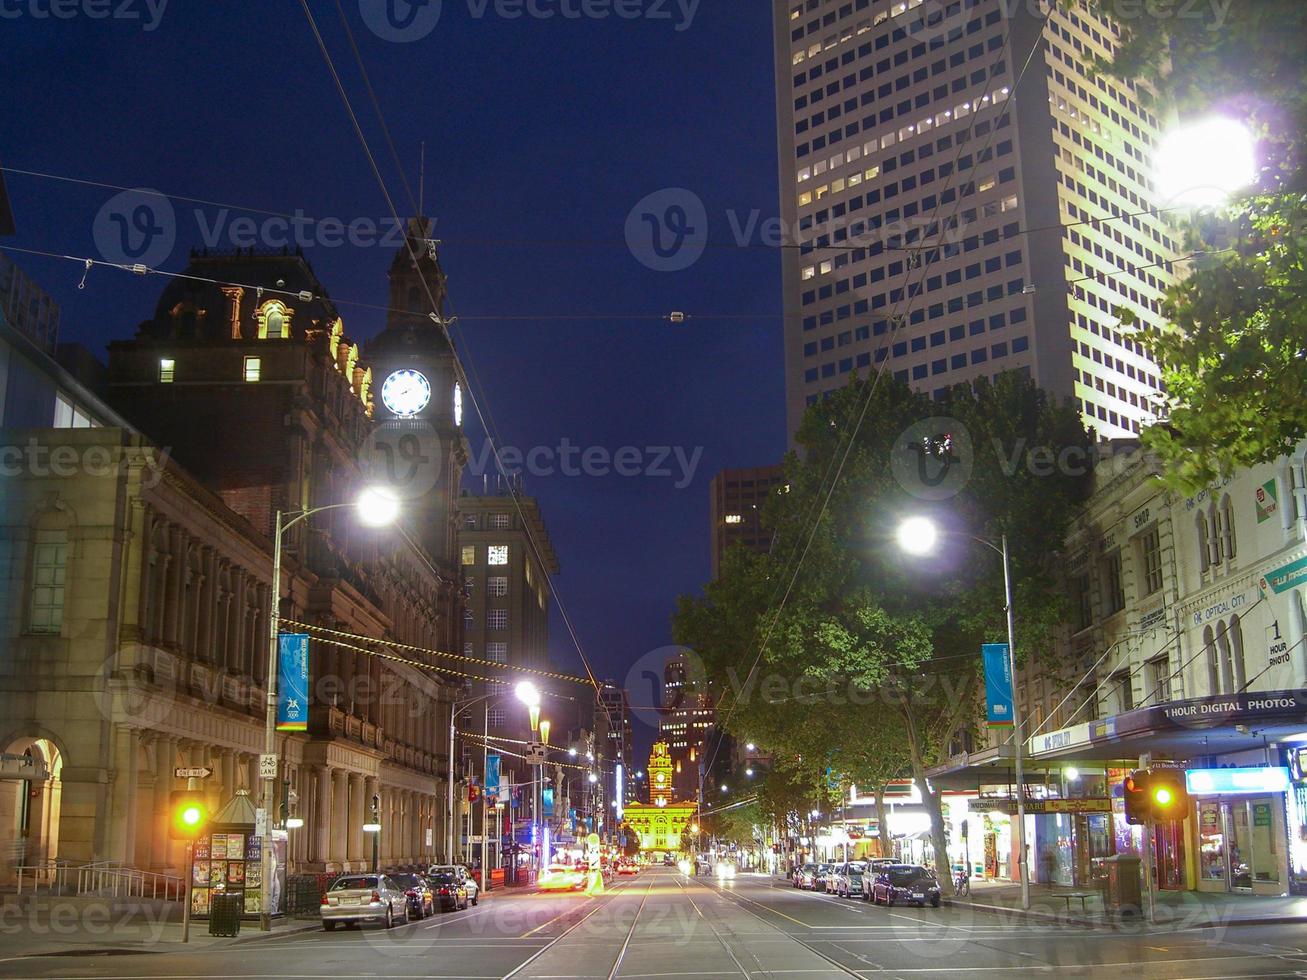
3 1 786 754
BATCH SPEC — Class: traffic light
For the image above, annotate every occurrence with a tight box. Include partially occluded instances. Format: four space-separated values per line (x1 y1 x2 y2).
169 790 210 839
1123 770 1150 825
1148 769 1189 822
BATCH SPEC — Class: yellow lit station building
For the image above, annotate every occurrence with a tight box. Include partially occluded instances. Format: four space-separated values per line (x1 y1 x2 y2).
622 742 698 858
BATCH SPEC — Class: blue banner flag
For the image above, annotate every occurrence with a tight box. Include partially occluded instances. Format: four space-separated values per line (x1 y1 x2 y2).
277 634 310 731
485 754 501 802
542 786 554 817
982 643 1013 726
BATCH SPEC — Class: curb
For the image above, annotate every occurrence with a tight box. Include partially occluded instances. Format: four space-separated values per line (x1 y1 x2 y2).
948 898 1307 930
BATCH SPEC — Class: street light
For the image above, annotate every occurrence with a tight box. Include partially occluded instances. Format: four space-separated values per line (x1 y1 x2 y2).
1154 116 1256 208
895 515 1029 910
260 488 399 930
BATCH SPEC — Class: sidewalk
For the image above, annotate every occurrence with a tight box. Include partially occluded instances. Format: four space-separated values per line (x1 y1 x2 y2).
0 894 320 962
953 878 1307 929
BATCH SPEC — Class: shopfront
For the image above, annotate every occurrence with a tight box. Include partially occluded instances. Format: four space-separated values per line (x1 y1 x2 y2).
1189 766 1290 896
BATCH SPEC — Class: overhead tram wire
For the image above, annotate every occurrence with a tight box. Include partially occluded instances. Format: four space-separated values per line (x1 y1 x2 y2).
0 168 1188 257
703 4 1060 779
297 0 615 726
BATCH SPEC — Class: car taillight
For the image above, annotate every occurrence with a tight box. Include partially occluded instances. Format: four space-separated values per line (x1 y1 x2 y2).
371 890 381 903
405 889 417 897
320 893 329 906
439 887 450 895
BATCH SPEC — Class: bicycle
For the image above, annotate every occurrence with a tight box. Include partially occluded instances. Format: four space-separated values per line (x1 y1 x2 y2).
953 868 970 897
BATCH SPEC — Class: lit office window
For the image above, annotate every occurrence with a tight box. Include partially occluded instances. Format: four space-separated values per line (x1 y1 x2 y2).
244 356 261 382
159 358 175 383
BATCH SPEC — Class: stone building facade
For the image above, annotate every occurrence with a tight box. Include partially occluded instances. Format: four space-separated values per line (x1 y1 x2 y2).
1 226 472 880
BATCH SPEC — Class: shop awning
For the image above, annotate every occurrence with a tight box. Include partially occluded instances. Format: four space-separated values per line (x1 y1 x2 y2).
1026 689 1307 764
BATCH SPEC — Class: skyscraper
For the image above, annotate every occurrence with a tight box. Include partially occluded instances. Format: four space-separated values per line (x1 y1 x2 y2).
709 464 786 579
773 0 1176 442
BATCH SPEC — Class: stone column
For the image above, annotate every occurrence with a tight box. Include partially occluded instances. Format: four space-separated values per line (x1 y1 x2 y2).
314 766 332 867
346 773 364 867
330 769 348 871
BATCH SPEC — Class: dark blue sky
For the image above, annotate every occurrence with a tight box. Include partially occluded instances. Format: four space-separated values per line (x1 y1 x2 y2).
3 1 786 749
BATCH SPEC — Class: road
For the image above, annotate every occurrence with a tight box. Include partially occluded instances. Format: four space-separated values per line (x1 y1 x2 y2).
5 866 1307 978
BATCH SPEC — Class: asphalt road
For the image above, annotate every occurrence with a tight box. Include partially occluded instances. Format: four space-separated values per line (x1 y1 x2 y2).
6 867 1307 978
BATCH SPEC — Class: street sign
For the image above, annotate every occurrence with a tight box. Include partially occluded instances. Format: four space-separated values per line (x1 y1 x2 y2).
255 807 268 837
259 754 278 779
174 767 212 780
525 742 546 765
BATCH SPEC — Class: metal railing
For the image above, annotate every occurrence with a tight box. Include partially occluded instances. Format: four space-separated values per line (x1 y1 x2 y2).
13 862 182 901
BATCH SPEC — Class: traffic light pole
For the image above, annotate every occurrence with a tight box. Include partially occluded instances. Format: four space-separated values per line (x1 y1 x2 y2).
1143 816 1156 923
182 840 193 943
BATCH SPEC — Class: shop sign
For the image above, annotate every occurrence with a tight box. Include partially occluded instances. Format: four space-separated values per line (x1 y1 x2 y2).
1136 605 1167 631
1254 802 1274 827
1256 479 1279 524
966 798 1109 815
1199 801 1221 831
1189 587 1255 627
1261 554 1307 597
1160 691 1307 727
1186 766 1291 796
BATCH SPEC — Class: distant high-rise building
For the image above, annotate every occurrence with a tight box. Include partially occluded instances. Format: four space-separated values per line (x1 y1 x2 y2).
0 254 59 352
0 161 14 235
658 651 714 803
773 0 1175 443
709 464 786 578
598 681 635 802
458 488 559 739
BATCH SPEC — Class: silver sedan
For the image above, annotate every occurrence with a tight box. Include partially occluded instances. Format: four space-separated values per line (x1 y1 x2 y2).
320 873 410 930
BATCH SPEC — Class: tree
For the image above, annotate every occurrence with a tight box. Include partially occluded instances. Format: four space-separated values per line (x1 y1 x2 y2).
1086 0 1307 488
674 372 1090 888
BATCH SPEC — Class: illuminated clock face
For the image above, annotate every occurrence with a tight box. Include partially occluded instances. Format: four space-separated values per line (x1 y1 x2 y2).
656 773 666 785
453 381 463 426
381 369 431 417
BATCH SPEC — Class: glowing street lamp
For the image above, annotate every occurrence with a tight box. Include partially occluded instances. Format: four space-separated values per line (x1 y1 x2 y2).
896 515 1028 910
261 488 398 930
1155 116 1256 208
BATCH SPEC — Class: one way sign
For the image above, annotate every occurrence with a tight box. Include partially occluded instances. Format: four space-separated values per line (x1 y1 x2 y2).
174 767 212 780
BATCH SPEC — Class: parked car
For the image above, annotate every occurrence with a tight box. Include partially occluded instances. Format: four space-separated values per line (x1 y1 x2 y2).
617 859 639 875
794 863 817 889
868 864 941 907
389 872 434 919
828 861 867 897
320 873 410 930
810 863 834 891
429 864 479 905
860 859 896 900
427 871 469 911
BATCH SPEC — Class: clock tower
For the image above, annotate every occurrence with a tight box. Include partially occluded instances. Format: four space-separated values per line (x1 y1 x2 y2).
648 740 674 806
365 216 468 567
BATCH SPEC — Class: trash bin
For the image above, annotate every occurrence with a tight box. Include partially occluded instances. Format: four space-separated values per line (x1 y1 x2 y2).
209 891 243 937
1097 855 1141 915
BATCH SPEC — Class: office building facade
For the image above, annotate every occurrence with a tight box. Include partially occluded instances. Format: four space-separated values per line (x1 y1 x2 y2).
773 0 1176 442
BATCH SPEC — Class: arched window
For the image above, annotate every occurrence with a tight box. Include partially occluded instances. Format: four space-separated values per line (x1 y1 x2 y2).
1197 513 1210 574
1207 503 1223 567
1228 614 1246 691
1221 495 1237 561
1203 625 1219 694
257 301 289 339
1215 620 1233 693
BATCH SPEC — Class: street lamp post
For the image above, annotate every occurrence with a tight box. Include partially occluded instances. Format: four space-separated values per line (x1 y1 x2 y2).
896 516 1029 911
259 487 399 931
515 681 542 879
